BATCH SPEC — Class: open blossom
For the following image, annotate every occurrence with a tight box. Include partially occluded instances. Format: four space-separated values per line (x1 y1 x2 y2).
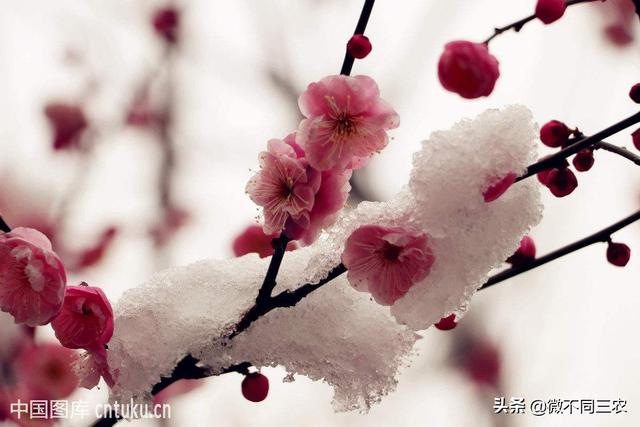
0 228 66 326
15 343 79 399
247 139 320 236
247 135 350 243
342 225 435 306
438 41 500 99
297 75 399 171
51 284 114 351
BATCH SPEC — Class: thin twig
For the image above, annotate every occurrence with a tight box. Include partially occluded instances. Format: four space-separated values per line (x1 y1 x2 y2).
516 111 640 182
340 0 376 75
483 0 600 44
595 141 640 166
481 210 640 290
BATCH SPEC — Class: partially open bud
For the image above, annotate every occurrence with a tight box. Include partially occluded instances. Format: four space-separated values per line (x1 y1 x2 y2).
51 284 114 351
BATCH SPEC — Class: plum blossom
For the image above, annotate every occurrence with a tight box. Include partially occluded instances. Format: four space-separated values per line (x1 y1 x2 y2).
342 225 435 306
51 284 114 352
15 343 79 399
297 75 399 171
0 227 66 326
438 41 500 99
246 135 351 243
247 139 319 236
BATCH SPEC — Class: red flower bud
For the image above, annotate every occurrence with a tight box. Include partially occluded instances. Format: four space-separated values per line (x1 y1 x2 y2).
540 120 570 148
438 41 500 99
607 241 631 267
434 314 457 331
152 7 179 44
572 149 595 172
347 34 372 59
241 373 269 402
629 83 640 104
632 128 640 151
535 0 566 24
546 167 578 197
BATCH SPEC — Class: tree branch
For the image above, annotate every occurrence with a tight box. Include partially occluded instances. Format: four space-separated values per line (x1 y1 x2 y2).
483 0 601 44
516 111 640 182
340 0 376 75
0 216 10 233
481 209 640 290
595 141 640 166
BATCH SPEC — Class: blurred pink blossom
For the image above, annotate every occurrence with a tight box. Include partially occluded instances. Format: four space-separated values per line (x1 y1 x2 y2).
0 228 67 326
43 102 88 151
15 343 79 400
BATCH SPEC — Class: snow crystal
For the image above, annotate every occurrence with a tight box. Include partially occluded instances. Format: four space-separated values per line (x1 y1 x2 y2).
105 105 542 412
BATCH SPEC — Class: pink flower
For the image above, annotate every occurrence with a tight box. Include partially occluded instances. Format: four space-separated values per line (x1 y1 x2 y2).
232 224 298 258
297 75 399 171
247 134 352 243
247 139 319 236
342 225 435 306
0 228 66 326
438 41 500 99
15 343 79 400
51 284 114 351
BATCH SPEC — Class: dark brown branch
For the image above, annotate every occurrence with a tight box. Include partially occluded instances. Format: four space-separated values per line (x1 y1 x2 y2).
483 0 601 44
481 209 640 290
595 141 640 166
0 216 10 233
340 0 376 75
229 234 291 339
516 111 640 182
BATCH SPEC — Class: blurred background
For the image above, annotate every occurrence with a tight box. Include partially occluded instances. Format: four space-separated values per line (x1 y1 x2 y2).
0 0 639 426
